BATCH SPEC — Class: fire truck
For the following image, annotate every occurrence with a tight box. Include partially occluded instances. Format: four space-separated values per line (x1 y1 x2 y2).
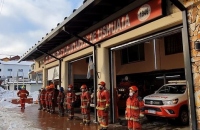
143 80 189 125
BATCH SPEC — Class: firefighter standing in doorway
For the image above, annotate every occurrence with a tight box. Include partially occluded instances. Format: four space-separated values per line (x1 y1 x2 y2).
48 83 56 114
40 87 46 111
80 84 91 125
45 85 50 112
66 84 75 120
57 87 65 116
96 81 110 130
17 86 29 109
125 86 142 130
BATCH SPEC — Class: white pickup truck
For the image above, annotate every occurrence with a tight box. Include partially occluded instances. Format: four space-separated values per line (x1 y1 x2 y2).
143 80 188 125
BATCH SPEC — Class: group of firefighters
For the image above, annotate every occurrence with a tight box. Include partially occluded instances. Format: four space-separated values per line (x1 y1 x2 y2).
17 81 144 130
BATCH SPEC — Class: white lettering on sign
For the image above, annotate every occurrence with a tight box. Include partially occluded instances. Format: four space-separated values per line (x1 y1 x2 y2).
44 0 162 64
95 14 130 42
138 4 151 22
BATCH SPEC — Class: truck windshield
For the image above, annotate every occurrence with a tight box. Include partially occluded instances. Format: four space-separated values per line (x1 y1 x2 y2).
157 85 186 94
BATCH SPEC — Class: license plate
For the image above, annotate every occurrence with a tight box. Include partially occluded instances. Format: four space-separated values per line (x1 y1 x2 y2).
148 109 156 114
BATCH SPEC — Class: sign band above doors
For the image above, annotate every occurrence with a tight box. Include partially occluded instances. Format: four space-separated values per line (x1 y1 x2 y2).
44 0 163 64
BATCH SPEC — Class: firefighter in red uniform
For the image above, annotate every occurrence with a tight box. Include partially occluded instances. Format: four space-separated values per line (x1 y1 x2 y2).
40 87 46 111
80 84 91 125
96 81 110 130
125 86 142 130
48 83 55 114
45 86 50 112
66 84 75 120
17 86 29 109
57 87 65 116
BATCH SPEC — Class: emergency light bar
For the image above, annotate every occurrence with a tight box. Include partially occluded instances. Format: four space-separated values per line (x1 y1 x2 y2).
168 80 186 84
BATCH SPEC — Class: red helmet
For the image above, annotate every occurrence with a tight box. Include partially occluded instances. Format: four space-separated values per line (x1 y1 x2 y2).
129 86 138 91
98 81 106 87
68 84 73 88
81 84 87 89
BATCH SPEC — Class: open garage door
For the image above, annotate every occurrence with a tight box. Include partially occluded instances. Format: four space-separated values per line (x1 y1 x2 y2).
68 55 95 114
109 26 189 129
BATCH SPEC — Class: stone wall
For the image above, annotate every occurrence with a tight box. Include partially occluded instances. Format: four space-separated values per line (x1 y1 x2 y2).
185 0 200 129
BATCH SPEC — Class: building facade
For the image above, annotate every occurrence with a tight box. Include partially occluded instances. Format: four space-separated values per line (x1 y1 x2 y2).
19 0 200 129
0 61 33 81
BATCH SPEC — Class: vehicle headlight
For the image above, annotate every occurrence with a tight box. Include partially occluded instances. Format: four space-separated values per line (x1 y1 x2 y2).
162 98 179 105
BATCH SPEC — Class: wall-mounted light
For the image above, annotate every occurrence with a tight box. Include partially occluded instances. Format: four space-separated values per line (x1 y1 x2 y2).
195 41 200 51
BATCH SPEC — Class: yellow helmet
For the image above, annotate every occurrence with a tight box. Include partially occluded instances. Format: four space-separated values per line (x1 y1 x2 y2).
21 86 25 89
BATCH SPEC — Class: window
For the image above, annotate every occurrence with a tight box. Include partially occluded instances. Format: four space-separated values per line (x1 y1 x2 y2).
8 69 12 71
121 43 145 64
158 85 186 94
164 32 183 55
0 69 1 71
18 69 23 72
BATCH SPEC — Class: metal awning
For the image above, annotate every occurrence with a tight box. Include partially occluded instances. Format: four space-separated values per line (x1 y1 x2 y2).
19 0 148 62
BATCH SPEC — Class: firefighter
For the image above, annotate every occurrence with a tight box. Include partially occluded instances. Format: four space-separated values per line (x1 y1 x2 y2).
125 86 142 130
40 87 46 111
17 86 29 109
48 83 56 114
45 86 50 112
66 84 75 120
53 86 59 109
80 84 91 125
38 89 42 110
96 81 110 130
57 87 65 116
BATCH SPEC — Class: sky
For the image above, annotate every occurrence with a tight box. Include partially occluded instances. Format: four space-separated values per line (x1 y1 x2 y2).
0 0 83 59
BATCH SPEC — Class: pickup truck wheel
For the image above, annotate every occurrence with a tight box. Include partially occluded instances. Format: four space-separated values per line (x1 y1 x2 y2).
178 109 189 125
146 115 156 121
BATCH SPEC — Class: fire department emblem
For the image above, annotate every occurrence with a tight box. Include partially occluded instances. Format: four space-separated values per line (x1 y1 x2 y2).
138 4 151 22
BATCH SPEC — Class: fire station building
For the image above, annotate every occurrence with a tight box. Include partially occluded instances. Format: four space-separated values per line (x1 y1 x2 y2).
19 0 200 129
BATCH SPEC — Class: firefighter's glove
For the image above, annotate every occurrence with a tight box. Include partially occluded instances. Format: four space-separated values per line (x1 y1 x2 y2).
139 113 144 118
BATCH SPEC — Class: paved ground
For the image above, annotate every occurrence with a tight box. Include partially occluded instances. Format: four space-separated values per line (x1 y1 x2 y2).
7 104 190 130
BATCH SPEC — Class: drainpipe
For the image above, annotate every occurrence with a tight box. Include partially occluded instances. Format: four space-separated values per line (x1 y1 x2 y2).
36 48 62 89
170 0 197 129
62 27 98 123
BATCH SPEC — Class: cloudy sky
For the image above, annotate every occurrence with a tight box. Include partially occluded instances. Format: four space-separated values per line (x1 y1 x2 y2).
0 0 82 59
